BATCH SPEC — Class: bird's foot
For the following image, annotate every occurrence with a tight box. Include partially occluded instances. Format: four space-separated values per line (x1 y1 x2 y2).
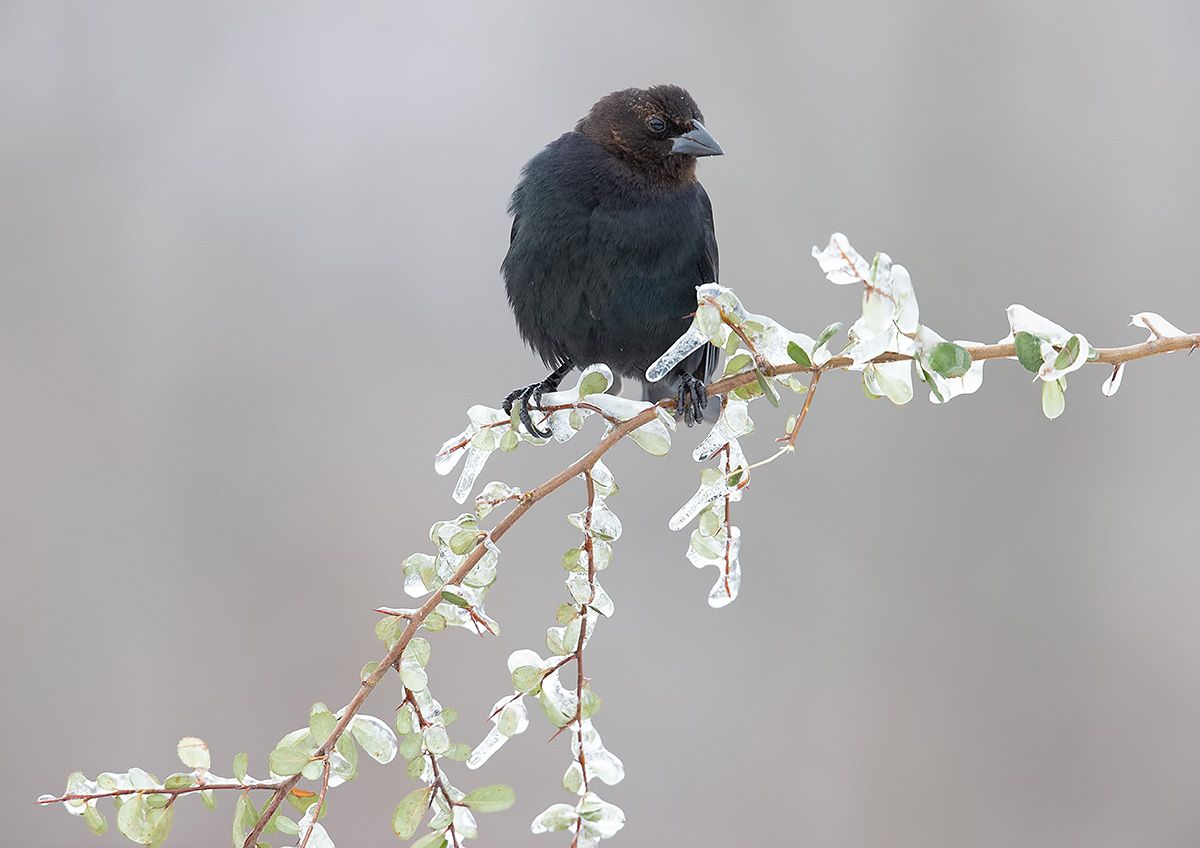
502 363 572 439
675 373 709 427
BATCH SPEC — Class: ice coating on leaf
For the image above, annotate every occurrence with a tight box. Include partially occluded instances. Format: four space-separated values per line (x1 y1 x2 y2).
1042 378 1067 419
669 468 725 531
540 668 579 719
645 283 735 382
532 793 625 845
1101 363 1125 397
863 360 913 405
645 323 711 383
475 481 520 519
693 399 754 462
812 232 872 285
586 459 617 497
1131 311 1190 340
841 260 919 368
349 714 397 764
570 720 625 789
567 501 622 542
584 393 672 455
927 339 986 404
467 696 530 769
1037 333 1091 382
451 446 489 504
531 803 578 834
1007 305 1072 345
687 524 741 608
297 806 335 848
669 441 747 531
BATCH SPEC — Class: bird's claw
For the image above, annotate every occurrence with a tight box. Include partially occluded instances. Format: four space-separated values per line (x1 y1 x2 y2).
503 366 570 439
675 374 709 427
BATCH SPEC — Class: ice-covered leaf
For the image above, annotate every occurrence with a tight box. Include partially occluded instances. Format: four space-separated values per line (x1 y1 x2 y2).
176 737 210 771
462 784 516 813
1042 378 1066 420
392 787 432 839
1131 311 1190 340
811 233 872 285
1007 304 1071 345
350 714 398 764
268 745 311 777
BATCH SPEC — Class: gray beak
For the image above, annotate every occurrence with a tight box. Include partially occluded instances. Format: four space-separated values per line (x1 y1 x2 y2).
670 120 724 157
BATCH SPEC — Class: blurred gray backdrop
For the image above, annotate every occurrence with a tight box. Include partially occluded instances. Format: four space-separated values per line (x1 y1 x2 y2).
4 2 1199 846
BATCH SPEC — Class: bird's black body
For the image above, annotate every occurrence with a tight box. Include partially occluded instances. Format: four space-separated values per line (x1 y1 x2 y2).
501 85 723 435
504 132 718 380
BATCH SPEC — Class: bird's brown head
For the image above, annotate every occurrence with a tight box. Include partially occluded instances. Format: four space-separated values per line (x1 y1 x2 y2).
576 84 723 182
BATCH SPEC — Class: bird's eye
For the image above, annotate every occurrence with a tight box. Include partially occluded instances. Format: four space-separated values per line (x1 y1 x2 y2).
647 116 667 134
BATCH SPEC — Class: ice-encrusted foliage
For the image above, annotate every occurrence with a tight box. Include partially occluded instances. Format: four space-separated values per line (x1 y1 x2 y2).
39 232 1196 848
467 461 626 845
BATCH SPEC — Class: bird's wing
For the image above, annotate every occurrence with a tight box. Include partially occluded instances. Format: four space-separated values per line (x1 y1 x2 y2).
696 183 720 384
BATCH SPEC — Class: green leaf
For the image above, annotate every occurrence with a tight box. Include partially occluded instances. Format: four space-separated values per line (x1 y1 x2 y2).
439 589 470 608
512 665 543 694
403 637 431 667
375 616 404 648
1042 377 1066 420
578 370 608 398
164 773 196 790
423 725 451 755
462 784 516 813
177 737 211 770
231 794 254 848
400 662 429 692
1014 331 1043 374
927 342 972 378
334 733 358 781
723 352 753 376
1054 334 1081 370
232 752 248 783
723 331 740 356
445 743 472 762
83 804 107 836
398 732 423 761
441 707 458 726
755 370 780 407
499 429 519 452
815 321 842 350
274 815 298 836
392 786 432 838
422 612 446 632
351 715 399 764
145 805 174 848
411 832 448 848
268 746 312 777
360 660 380 681
448 530 478 556
201 788 215 811
786 341 812 368
309 710 336 743
919 365 945 403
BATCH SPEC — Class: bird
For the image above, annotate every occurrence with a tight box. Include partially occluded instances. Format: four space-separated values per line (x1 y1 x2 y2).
500 84 723 438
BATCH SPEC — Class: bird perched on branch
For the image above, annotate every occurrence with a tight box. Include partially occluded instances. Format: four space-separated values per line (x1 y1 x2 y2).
501 84 723 437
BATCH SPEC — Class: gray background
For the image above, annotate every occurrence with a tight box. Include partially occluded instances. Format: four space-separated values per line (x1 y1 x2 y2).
4 2 1199 846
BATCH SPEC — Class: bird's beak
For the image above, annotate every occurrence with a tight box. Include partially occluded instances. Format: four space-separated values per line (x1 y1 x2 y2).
670 120 724 157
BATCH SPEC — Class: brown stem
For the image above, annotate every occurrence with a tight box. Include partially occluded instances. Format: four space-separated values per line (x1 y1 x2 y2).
296 760 331 848
37 781 285 805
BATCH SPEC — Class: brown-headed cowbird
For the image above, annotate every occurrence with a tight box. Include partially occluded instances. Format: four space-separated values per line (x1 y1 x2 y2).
501 84 723 437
